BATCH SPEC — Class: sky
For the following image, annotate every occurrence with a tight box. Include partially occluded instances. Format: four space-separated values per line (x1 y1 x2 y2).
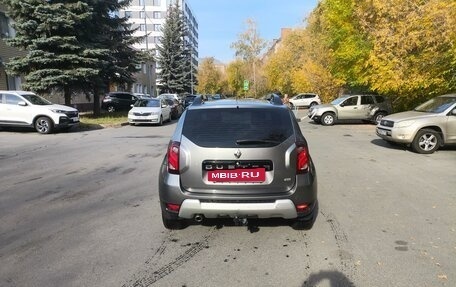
189 0 319 64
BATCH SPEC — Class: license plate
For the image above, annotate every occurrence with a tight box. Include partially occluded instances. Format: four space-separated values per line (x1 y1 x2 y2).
377 129 387 135
208 168 266 182
71 117 79 122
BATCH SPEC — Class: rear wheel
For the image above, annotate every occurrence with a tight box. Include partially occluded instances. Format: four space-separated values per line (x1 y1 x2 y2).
309 102 318 108
107 105 115 113
373 112 386 125
35 117 54 134
412 129 441 154
321 112 335 126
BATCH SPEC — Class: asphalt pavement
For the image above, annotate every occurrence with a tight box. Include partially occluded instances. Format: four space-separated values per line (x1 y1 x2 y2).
0 115 455 287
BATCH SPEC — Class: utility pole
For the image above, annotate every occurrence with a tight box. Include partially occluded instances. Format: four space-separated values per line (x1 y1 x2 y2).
143 2 151 96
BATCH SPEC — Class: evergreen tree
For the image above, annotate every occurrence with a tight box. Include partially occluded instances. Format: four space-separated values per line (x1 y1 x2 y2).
81 0 141 115
1 0 141 115
156 2 189 94
2 0 100 104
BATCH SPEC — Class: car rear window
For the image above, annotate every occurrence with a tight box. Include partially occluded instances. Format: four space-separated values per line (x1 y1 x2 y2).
182 108 294 148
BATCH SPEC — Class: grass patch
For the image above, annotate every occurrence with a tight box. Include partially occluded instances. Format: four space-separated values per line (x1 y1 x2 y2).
80 111 128 127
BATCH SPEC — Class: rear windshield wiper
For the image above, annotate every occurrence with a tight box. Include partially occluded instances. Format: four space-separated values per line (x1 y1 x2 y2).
236 139 281 145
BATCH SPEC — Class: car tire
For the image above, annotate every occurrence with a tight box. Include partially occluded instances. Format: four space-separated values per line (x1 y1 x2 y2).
158 115 163 126
373 112 387 125
309 102 318 107
107 105 115 113
321 112 335 126
35 117 54 134
411 129 441 154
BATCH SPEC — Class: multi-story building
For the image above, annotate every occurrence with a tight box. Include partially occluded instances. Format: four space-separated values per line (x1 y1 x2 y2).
120 0 198 95
0 4 24 90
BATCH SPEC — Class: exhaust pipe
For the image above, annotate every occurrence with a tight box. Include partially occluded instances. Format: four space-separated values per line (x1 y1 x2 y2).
194 214 204 223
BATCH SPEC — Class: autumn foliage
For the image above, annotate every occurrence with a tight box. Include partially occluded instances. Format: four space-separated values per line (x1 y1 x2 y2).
199 0 454 110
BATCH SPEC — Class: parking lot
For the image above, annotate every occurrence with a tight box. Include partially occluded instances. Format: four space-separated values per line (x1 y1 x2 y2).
0 115 455 287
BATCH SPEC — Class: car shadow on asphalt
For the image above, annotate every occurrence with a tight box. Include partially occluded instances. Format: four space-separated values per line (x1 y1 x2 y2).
302 270 355 287
370 138 409 151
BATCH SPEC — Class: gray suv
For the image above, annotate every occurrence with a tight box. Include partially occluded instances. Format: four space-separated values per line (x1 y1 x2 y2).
159 94 318 229
308 94 392 125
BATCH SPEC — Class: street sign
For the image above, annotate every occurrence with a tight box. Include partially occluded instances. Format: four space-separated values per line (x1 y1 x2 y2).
243 80 249 91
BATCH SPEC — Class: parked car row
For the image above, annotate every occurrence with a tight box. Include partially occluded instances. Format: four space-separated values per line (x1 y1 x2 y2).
306 93 456 154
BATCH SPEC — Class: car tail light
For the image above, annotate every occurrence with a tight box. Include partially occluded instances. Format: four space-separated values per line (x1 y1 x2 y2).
166 203 180 212
295 203 310 213
296 144 309 174
167 141 180 174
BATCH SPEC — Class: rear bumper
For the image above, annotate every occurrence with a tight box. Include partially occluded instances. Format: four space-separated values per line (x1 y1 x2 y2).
178 199 298 219
159 158 318 220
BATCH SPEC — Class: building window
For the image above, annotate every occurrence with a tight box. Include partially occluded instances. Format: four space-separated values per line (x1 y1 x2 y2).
153 36 161 43
153 24 161 31
124 11 132 18
139 11 145 19
153 0 161 5
139 0 145 6
140 24 146 31
0 11 12 38
153 11 161 19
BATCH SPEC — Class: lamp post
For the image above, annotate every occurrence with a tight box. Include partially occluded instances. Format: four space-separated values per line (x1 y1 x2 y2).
143 2 151 96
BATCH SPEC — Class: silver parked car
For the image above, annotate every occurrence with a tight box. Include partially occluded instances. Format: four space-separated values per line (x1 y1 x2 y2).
159 94 318 229
308 94 392 125
376 94 456 154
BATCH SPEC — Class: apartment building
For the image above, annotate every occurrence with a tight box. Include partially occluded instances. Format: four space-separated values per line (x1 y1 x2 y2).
0 5 24 90
119 0 199 95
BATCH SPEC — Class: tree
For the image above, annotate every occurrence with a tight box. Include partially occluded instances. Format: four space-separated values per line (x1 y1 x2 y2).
225 60 246 97
156 1 188 94
195 57 223 94
2 0 99 104
2 0 141 115
357 0 456 109
231 19 267 97
81 0 142 115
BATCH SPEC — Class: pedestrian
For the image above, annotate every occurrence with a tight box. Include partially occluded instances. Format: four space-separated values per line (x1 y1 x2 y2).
283 94 290 107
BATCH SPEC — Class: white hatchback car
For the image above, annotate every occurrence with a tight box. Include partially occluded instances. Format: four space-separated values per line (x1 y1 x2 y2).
289 93 321 108
0 90 80 134
128 98 171 126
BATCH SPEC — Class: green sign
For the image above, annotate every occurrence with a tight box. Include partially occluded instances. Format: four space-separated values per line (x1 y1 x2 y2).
243 80 249 91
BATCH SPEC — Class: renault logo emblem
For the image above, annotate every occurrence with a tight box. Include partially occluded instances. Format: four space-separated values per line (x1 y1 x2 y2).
234 149 242 159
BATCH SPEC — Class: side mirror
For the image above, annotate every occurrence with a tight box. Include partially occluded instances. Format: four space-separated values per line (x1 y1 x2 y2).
339 102 345 107
452 109 456 115
18 101 27 106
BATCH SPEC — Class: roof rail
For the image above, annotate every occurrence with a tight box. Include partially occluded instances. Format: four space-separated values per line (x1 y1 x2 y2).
192 95 204 106
265 93 283 105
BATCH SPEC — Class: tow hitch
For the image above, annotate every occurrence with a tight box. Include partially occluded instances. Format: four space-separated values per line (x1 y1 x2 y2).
233 216 248 226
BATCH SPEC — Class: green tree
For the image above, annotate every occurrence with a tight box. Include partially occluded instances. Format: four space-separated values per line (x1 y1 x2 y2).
2 0 141 115
156 1 188 94
2 0 98 104
231 19 267 97
81 0 141 115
